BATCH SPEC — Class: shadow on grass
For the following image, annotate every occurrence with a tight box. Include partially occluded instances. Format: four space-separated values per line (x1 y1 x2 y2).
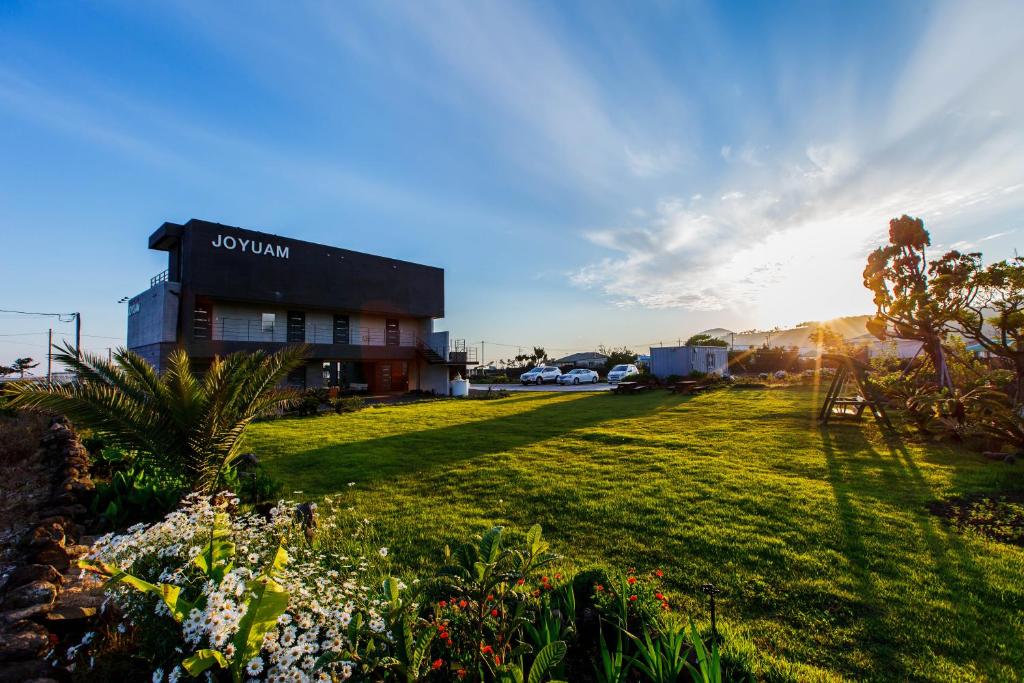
819 423 1019 677
269 392 684 496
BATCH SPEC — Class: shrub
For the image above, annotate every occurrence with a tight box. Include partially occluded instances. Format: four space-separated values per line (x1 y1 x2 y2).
289 393 322 417
88 448 186 528
6 343 305 493
331 396 366 414
78 495 397 682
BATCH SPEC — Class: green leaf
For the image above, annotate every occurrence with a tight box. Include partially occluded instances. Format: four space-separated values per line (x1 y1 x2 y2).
526 524 542 554
528 640 567 683
479 526 504 564
230 544 290 674
182 648 228 676
497 665 525 683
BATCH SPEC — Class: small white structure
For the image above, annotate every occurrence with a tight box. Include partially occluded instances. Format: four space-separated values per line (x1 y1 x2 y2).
449 375 470 397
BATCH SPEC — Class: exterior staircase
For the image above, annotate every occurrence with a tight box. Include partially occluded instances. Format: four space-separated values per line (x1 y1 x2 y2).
415 338 448 364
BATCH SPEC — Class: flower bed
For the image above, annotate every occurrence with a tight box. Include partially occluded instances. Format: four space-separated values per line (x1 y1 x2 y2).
72 496 739 682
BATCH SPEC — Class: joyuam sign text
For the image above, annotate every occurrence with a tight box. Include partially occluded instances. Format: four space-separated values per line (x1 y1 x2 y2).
211 233 289 259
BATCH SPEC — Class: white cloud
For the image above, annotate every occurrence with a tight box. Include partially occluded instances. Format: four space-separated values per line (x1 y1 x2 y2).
571 0 1024 321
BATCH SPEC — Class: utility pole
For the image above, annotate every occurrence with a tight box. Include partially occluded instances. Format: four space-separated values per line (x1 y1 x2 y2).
107 347 112 362
74 312 81 358
481 341 485 367
47 328 52 381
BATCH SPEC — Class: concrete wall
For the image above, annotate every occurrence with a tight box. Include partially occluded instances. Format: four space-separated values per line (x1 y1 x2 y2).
127 281 180 350
418 364 450 395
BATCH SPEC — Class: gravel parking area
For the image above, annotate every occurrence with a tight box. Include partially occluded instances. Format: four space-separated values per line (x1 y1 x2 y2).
471 382 613 393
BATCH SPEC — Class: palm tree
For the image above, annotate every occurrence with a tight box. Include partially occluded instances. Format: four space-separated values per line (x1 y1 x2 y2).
6 342 305 493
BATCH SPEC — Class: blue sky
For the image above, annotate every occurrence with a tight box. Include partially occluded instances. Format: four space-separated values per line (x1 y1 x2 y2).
1 0 1022 368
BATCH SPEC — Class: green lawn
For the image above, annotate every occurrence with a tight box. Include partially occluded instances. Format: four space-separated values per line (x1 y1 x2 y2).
245 387 1024 682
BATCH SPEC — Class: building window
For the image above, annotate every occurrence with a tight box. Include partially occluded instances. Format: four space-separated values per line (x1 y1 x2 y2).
287 311 305 343
333 314 350 345
386 319 400 346
194 304 212 340
287 366 306 389
261 313 276 336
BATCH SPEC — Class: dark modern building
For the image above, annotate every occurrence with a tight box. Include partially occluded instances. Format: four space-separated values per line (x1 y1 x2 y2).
127 219 475 393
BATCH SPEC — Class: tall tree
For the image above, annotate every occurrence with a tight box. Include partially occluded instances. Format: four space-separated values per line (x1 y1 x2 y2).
684 333 728 347
599 345 638 372
11 357 39 378
6 343 305 493
935 253 1024 404
863 215 958 388
807 325 850 354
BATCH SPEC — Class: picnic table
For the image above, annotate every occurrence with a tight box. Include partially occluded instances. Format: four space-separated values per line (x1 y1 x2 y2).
670 380 710 394
612 381 648 395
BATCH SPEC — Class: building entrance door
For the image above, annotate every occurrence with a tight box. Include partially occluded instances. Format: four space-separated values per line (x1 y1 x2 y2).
379 363 392 391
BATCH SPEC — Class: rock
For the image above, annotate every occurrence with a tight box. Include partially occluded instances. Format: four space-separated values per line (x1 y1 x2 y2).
30 545 69 572
51 493 75 506
36 517 72 533
6 565 63 589
0 621 51 662
36 505 87 519
0 659 54 682
25 524 65 550
1 581 58 610
63 545 90 560
45 604 97 622
0 603 53 625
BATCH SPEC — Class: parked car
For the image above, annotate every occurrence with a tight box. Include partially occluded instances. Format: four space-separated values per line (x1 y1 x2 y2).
557 368 600 385
520 366 562 385
606 364 640 384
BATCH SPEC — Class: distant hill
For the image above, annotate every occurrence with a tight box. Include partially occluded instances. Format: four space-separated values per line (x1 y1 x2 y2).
699 315 872 351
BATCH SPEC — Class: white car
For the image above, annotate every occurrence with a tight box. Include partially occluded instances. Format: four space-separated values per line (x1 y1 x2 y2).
606 364 640 384
520 366 562 385
557 368 600 385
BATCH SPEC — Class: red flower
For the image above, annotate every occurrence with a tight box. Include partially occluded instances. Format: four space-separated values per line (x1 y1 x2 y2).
486 594 495 602
629 595 638 602
627 576 637 585
439 631 449 640
655 592 663 600
655 569 664 578
540 576 549 584
446 639 453 646
494 655 502 665
432 659 444 671
595 584 604 592
457 669 467 679
516 578 525 585
661 601 670 610
459 600 468 609
439 600 447 608
490 609 499 617
481 644 494 655
554 572 562 580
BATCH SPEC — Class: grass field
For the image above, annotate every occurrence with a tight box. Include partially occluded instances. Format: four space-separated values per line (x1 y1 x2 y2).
245 386 1024 682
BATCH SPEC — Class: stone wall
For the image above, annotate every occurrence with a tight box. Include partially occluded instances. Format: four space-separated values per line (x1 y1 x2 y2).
0 416 100 682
